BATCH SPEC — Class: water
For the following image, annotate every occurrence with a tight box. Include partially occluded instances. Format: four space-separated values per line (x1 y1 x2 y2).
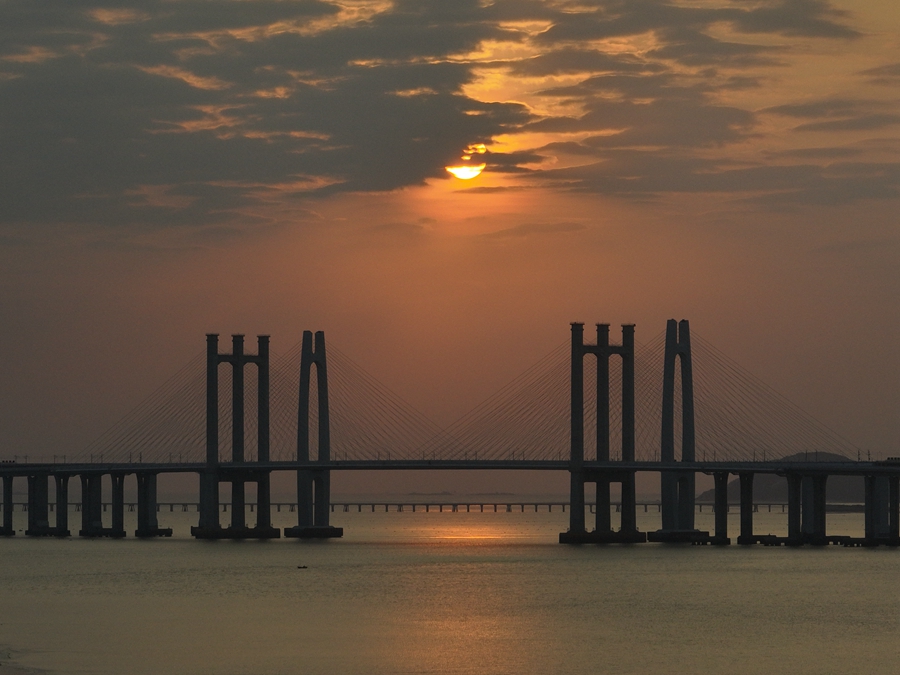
2 507 899 675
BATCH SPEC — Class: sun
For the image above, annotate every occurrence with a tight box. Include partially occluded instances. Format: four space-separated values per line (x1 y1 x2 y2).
445 143 487 180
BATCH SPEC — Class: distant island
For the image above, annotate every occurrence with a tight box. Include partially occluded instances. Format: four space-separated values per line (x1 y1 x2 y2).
696 452 864 503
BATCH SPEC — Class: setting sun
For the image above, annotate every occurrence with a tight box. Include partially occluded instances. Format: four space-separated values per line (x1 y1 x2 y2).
445 143 487 179
445 163 486 179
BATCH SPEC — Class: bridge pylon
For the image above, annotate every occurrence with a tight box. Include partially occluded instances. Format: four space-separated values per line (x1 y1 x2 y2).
560 322 645 544
192 333 280 539
285 330 343 539
648 319 724 543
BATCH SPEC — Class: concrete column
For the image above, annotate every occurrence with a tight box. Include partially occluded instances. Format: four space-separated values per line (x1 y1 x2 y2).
568 471 586 534
80 474 103 535
866 475 889 541
136 473 160 533
54 474 69 536
595 477 611 532
713 472 729 542
596 324 610 463
865 475 877 540
621 325 635 463
257 336 270 464
231 479 246 529
813 475 827 543
660 472 678 530
661 321 677 464
206 334 219 466
596 323 609 462
257 473 272 529
890 477 900 541
231 334 245 464
314 331 330 463
874 476 890 538
313 471 330 528
296 469 314 528
567 324 586 535
297 332 313 464
804 475 827 544
197 471 220 530
2 475 14 535
737 473 754 544
678 320 695 464
620 472 637 534
801 475 814 539
677 472 695 530
111 473 125 537
787 474 802 542
26 474 49 534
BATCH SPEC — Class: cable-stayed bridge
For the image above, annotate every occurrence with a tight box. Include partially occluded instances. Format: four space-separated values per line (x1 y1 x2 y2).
0 320 896 547
72 326 855 466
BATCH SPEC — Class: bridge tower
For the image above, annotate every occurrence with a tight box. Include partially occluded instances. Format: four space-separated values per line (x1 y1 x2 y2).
560 322 645 544
285 330 343 538
192 333 279 539
650 319 706 541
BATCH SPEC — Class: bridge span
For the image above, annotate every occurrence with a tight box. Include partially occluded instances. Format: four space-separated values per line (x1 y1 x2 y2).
2 321 895 547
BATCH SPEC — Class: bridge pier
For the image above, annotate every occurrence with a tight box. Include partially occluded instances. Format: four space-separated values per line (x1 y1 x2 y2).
650 320 711 544
713 472 730 544
25 473 69 537
284 331 342 539
864 475 893 545
25 474 51 536
1 475 13 536
891 477 900 543
737 473 754 545
787 474 802 543
79 473 125 537
54 475 70 536
800 475 827 545
136 473 171 537
191 334 280 539
560 323 645 544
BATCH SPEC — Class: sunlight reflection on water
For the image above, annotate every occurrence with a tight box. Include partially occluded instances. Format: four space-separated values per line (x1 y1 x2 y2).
1 508 898 675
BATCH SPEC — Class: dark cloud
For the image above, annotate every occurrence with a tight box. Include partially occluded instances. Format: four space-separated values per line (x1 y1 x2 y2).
765 98 900 133
0 0 532 227
0 0 881 230
531 73 756 148
861 62 900 85
528 151 900 207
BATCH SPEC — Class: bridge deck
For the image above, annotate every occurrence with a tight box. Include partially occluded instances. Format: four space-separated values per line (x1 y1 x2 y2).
1 459 898 476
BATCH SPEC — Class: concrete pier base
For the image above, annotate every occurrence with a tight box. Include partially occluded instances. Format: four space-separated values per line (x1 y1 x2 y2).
647 529 714 544
284 525 343 539
191 525 281 539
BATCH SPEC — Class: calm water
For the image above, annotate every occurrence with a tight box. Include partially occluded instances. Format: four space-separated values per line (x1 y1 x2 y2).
1 507 899 675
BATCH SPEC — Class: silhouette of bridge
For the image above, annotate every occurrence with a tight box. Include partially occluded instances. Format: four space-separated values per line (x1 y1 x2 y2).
1 320 897 546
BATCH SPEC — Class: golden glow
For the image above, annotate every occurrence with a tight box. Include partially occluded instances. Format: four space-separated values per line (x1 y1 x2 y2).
446 163 486 180
445 143 487 180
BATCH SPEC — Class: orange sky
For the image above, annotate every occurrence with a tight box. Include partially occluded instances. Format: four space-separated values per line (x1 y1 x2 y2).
0 0 898 489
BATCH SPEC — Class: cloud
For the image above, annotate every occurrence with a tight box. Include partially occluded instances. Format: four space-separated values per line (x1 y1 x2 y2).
0 0 884 231
861 62 900 86
765 97 900 132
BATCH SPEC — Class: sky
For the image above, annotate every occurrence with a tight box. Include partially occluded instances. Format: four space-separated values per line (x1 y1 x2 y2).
1 0 899 492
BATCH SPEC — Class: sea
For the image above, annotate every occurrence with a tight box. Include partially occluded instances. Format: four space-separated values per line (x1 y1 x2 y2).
1 505 899 675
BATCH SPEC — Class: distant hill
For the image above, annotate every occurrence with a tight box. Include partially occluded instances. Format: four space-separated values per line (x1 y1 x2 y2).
695 452 864 503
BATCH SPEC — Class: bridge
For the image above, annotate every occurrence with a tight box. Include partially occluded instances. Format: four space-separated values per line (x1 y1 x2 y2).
1 320 896 547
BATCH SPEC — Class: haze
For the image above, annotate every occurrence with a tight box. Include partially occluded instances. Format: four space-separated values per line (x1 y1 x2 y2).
1 0 898 493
